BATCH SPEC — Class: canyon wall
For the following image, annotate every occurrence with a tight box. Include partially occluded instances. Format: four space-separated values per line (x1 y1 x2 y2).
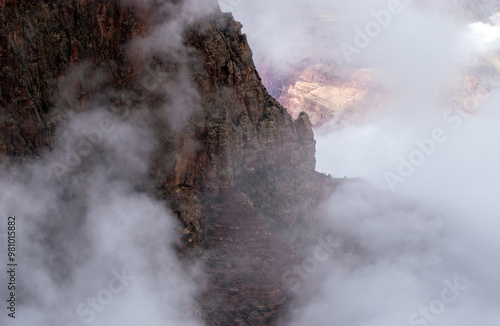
0 0 337 324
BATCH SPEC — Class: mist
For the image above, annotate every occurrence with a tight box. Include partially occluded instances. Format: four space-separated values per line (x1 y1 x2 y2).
226 0 500 325
0 0 220 325
1 0 499 325
0 109 206 326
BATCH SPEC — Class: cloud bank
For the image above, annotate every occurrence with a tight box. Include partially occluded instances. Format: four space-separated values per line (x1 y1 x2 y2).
227 0 500 325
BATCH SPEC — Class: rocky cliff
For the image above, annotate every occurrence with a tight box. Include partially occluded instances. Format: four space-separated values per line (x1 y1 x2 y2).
0 0 337 325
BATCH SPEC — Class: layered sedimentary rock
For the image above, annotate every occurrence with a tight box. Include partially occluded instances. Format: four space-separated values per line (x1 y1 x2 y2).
261 60 389 128
0 0 336 325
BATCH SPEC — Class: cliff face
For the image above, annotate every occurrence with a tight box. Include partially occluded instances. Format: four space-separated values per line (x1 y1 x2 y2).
0 0 147 160
0 0 315 185
0 1 336 325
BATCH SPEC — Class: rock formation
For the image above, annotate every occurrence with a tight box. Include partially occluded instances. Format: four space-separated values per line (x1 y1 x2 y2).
0 0 338 324
260 59 389 129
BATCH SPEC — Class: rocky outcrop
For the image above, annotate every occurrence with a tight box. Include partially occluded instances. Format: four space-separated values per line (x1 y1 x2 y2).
0 1 337 325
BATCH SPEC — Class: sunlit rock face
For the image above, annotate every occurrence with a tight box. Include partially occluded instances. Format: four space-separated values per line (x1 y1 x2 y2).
278 66 389 128
260 59 390 129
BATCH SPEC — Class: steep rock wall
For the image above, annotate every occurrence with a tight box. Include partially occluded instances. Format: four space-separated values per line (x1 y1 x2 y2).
0 1 338 325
